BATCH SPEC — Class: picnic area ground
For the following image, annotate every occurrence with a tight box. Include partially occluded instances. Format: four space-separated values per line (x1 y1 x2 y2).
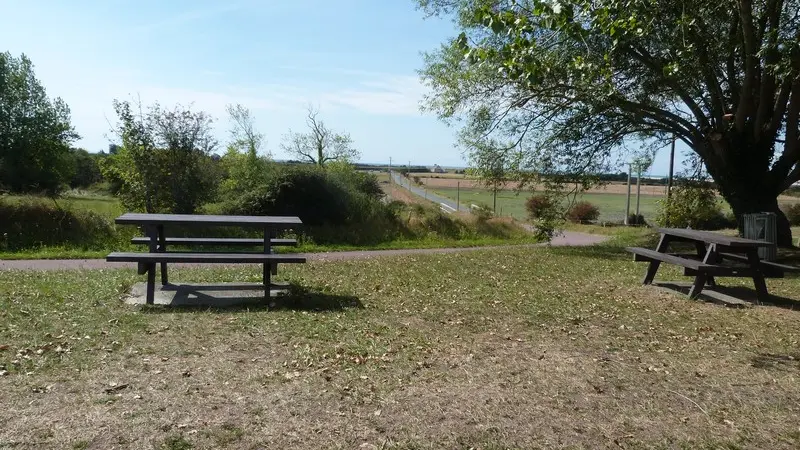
2 228 800 449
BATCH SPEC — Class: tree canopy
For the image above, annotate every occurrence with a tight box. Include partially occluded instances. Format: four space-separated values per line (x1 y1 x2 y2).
418 0 800 244
281 105 360 167
0 52 78 195
102 99 219 213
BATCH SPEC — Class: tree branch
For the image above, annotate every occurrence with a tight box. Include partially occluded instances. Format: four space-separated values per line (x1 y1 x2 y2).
626 45 710 129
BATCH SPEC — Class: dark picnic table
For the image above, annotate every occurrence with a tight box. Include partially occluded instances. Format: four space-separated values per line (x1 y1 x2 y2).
107 213 306 304
626 227 794 303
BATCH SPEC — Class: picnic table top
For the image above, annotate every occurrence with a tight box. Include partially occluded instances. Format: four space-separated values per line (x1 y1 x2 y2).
115 213 303 228
656 227 772 248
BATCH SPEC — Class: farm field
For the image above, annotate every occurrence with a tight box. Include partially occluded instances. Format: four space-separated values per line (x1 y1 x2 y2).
2 237 800 448
431 186 666 222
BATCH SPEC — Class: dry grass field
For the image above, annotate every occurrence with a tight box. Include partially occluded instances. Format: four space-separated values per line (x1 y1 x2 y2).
2 237 800 449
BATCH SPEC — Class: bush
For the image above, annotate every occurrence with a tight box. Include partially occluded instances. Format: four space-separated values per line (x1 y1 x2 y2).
470 203 494 222
655 183 733 230
566 201 600 223
525 194 555 220
783 203 800 226
627 213 646 226
0 197 116 251
226 164 390 228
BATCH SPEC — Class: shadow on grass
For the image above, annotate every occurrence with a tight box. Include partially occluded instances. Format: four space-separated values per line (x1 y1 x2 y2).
750 352 800 371
138 282 362 313
652 281 800 310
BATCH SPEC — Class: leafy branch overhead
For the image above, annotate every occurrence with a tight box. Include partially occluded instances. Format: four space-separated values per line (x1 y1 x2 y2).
418 0 800 245
281 105 360 167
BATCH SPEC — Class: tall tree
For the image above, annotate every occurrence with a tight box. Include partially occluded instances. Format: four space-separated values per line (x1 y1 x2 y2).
226 103 266 158
220 103 271 197
281 105 359 166
0 52 79 195
102 99 219 213
418 0 800 245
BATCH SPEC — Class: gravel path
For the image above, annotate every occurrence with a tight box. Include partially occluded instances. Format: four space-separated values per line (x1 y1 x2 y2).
0 231 608 271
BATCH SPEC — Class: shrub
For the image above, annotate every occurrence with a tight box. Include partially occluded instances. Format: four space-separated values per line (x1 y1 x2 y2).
783 203 800 226
655 182 732 230
627 213 646 226
525 194 554 220
470 203 494 222
226 164 390 228
566 201 600 223
0 197 116 251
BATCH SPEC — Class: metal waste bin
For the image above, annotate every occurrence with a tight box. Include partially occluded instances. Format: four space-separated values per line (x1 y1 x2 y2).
742 213 777 261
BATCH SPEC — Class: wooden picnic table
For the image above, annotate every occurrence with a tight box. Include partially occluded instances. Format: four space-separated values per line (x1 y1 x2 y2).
626 227 794 303
107 213 306 305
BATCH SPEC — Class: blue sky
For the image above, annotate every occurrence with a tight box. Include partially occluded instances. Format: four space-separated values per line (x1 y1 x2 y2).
1 0 688 175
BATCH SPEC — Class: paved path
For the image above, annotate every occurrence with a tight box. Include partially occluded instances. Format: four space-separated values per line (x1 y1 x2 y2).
0 231 608 271
390 171 468 213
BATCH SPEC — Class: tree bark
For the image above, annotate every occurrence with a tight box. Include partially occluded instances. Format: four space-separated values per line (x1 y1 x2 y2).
705 139 794 247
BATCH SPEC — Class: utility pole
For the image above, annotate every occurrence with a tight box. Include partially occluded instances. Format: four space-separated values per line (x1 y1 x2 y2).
456 181 460 212
667 135 676 198
388 157 393 198
635 165 642 218
666 135 676 226
624 164 632 225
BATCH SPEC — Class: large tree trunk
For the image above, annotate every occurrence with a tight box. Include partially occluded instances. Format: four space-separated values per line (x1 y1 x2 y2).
704 138 794 247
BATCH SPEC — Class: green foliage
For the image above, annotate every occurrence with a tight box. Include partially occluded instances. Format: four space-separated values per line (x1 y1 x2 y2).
218 145 273 199
102 99 220 213
566 201 600 223
0 52 79 195
68 148 103 189
418 0 800 244
655 183 734 230
525 194 555 220
0 197 116 251
782 203 800 226
225 164 386 227
469 202 494 222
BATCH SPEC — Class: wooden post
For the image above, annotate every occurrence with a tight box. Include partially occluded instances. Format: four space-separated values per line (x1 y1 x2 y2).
456 181 460 212
624 165 632 225
635 169 642 218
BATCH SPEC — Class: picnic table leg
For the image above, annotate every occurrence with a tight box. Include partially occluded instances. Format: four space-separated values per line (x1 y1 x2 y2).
145 225 158 305
270 229 278 276
146 262 156 305
697 242 717 287
643 234 670 285
158 225 168 285
745 248 770 304
263 228 271 302
688 272 707 299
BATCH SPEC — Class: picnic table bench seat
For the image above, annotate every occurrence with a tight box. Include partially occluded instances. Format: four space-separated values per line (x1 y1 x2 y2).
131 237 297 246
107 252 306 264
627 247 721 272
